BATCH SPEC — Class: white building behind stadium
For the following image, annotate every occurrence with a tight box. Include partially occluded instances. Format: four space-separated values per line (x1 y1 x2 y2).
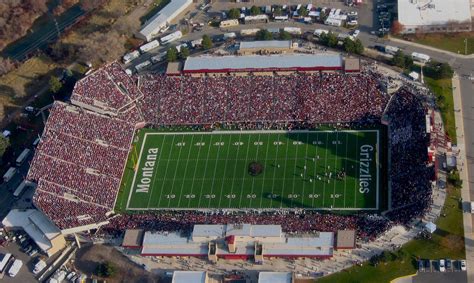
397 0 472 34
138 0 193 41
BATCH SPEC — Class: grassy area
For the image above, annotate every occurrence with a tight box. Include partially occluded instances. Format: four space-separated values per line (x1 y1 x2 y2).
424 77 456 144
116 129 379 211
402 33 474 55
0 55 58 121
317 186 465 283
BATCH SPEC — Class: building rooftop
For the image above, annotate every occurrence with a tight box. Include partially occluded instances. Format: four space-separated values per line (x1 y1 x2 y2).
139 0 192 39
122 229 144 248
192 224 225 239
172 271 207 283
2 209 61 253
258 272 292 283
239 40 292 50
183 54 342 73
397 0 471 27
344 58 360 72
225 224 282 238
336 230 356 248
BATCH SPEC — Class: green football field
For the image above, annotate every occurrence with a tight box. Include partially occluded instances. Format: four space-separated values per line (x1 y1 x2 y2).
115 129 380 211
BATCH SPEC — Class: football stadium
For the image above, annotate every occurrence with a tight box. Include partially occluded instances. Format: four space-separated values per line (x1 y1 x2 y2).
25 53 432 241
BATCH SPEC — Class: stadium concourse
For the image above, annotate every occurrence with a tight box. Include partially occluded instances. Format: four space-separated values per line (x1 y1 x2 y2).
25 55 431 244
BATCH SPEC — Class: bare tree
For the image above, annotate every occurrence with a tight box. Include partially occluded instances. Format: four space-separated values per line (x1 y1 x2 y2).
78 31 125 64
0 57 17 76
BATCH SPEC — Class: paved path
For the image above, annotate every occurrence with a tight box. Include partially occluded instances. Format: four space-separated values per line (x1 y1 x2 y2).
453 73 474 283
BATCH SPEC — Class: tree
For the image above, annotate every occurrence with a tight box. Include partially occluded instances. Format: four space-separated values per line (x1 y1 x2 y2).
403 54 413 69
49 76 63 93
77 31 126 64
0 57 17 76
256 29 273 41
391 20 404 35
354 39 364 54
228 8 240 19
391 50 406 68
80 0 107 11
298 7 309 17
179 46 190 59
279 30 292 40
166 47 178 62
250 5 261 16
95 262 115 278
0 135 10 159
438 62 454 79
202 35 212 50
343 37 356 53
324 32 338 47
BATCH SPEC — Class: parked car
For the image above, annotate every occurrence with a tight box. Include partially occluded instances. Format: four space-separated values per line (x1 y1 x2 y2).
439 259 446 272
27 249 38 257
446 259 452 271
424 259 431 271
460 260 467 271
418 260 425 271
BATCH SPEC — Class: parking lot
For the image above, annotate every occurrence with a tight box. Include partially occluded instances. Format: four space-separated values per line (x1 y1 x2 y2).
413 259 468 283
0 241 45 282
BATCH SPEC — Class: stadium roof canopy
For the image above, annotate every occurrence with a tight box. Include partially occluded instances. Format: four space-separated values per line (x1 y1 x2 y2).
183 54 343 73
336 230 356 249
397 0 471 27
239 40 292 50
172 271 207 283
122 229 144 248
258 272 292 283
225 224 282 238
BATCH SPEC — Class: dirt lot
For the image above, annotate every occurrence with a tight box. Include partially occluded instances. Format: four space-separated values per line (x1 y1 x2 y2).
74 244 159 283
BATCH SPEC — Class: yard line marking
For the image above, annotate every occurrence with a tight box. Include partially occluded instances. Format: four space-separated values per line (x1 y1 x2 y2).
322 132 329 208
332 131 339 209
238 135 252 208
208 135 223 208
343 132 349 208
259 133 272 208
187 134 205 208
197 135 214 208
166 135 187 208
280 135 290 208
312 134 319 208
228 132 242 208
289 133 302 207
217 135 232 208
354 133 359 208
301 133 310 207
156 135 176 208
146 134 169 210
176 134 195 208
248 133 262 208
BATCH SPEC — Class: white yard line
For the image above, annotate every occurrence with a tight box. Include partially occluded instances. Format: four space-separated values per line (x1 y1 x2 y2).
343 132 349 208
196 135 214 208
354 133 359 209
217 135 232 208
207 135 223 208
332 131 339 208
166 135 187 208
280 137 290 208
301 134 310 206
259 134 272 208
176 134 195 208
312 135 320 208
228 132 242 208
238 135 252 208
187 135 205 208
156 135 176 208
322 132 329 208
248 133 262 208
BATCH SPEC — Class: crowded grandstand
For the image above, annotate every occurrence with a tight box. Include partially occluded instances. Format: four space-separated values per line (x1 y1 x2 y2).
26 55 432 243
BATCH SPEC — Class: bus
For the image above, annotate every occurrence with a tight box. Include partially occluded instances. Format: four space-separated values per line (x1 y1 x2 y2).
13 180 28 198
219 19 239 28
16 148 30 166
3 167 17 183
0 253 12 278
160 31 183 45
122 50 140 64
139 40 160 53
274 15 289 22
135 60 152 72
411 52 430 63
385 45 400 55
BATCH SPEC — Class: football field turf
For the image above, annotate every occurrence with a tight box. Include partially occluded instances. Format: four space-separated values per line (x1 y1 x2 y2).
116 129 380 211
